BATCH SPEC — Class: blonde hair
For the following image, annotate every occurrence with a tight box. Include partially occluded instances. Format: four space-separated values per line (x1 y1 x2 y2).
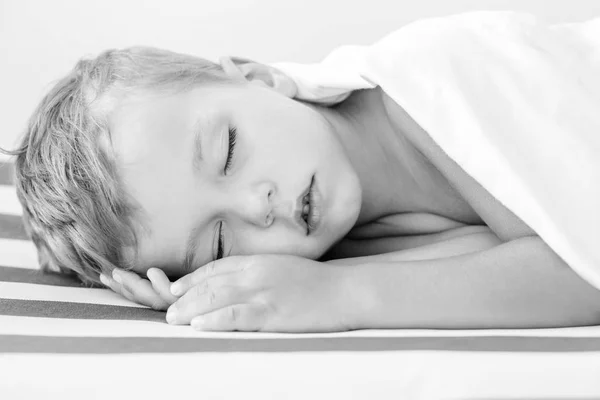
0 46 238 286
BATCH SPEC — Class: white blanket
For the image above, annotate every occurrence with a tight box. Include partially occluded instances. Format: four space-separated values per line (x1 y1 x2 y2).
271 11 600 291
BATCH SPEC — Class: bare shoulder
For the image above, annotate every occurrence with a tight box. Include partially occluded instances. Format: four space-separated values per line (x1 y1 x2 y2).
378 89 538 242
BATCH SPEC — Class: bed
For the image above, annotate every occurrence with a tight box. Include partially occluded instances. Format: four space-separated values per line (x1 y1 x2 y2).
1 160 599 399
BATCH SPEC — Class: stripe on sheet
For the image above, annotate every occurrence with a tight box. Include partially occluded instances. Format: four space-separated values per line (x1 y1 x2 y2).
0 213 28 240
0 266 82 287
0 299 164 322
2 335 600 354
0 161 13 185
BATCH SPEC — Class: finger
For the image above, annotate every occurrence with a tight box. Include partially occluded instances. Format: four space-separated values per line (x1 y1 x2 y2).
191 303 267 332
113 268 169 311
99 273 114 289
100 273 133 300
167 280 247 325
171 256 251 296
147 268 179 304
112 268 144 293
219 56 246 81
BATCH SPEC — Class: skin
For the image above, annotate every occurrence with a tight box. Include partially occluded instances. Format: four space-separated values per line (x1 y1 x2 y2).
108 66 439 280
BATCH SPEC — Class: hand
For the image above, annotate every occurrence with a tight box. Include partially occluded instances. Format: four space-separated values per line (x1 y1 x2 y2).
99 267 179 311
166 254 359 332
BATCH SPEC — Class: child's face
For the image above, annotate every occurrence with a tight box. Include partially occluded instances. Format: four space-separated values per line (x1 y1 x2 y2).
109 83 362 277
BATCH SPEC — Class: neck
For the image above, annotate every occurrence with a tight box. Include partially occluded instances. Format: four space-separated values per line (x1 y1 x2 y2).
307 88 436 227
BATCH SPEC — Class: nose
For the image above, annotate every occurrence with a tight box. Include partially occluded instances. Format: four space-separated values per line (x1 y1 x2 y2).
230 181 276 228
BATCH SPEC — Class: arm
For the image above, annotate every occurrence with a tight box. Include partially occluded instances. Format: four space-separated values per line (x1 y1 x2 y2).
326 225 503 265
347 236 600 329
321 224 502 260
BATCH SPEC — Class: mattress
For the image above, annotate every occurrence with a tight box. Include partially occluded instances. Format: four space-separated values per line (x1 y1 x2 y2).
1 160 599 399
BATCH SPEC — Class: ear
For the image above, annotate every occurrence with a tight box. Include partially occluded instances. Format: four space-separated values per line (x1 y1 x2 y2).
219 56 297 99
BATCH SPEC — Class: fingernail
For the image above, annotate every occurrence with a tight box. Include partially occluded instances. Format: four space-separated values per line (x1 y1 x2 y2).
166 308 177 324
170 282 182 296
112 269 122 284
99 274 109 286
146 268 157 281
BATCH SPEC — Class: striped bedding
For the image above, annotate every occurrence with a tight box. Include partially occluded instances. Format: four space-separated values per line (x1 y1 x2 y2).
1 161 599 399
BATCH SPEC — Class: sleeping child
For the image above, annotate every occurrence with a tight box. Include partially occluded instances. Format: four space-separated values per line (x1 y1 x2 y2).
3 11 600 332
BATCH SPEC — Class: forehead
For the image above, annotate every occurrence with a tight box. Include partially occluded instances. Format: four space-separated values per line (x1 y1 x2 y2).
110 88 208 142
107 83 256 153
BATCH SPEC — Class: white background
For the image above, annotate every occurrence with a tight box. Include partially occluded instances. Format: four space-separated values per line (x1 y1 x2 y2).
1 0 599 158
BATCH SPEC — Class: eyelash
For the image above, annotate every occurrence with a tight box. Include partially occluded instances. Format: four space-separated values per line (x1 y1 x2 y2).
217 126 238 260
216 224 225 260
223 126 237 174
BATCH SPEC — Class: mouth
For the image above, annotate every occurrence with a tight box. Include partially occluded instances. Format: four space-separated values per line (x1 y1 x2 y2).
294 174 321 236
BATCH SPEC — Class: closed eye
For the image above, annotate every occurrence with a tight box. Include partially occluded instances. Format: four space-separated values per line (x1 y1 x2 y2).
224 126 237 174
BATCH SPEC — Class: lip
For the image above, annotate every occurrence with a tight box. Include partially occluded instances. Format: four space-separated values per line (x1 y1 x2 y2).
306 175 321 235
294 176 313 234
